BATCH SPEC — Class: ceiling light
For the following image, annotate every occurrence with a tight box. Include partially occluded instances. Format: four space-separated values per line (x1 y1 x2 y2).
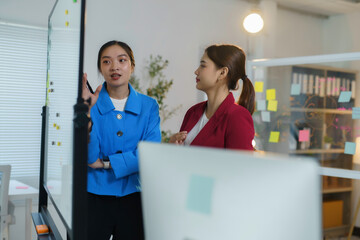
243 12 264 34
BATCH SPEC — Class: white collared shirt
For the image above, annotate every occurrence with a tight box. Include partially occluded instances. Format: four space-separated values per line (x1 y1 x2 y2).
110 97 128 111
184 111 209 146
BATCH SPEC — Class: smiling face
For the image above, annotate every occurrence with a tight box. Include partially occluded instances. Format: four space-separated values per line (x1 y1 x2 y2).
194 52 223 92
99 45 134 90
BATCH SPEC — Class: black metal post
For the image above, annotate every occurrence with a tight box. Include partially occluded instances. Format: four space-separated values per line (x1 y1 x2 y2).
38 106 48 211
71 0 88 239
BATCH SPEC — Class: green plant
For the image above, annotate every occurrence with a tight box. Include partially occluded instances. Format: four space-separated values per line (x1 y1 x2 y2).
323 135 334 144
129 55 181 142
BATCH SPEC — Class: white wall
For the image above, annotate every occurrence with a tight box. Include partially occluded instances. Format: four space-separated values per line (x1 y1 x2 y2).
275 8 325 58
324 11 360 54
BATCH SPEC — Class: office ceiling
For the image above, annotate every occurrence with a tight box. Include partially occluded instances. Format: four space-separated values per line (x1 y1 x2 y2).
271 0 360 16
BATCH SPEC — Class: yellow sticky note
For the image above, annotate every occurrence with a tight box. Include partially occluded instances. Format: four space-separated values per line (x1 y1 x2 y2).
65 9 69 15
65 21 69 27
254 81 264 93
266 89 276 100
267 100 278 112
269 131 280 143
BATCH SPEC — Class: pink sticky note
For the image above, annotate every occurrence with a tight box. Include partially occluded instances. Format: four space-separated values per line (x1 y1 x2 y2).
16 186 28 189
299 129 310 142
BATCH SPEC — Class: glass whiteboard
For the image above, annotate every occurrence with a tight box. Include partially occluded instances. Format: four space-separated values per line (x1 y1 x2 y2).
45 0 82 229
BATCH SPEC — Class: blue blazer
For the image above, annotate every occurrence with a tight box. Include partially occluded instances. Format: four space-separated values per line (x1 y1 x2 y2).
87 83 161 197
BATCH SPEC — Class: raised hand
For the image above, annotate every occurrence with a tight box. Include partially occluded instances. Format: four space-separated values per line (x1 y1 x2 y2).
82 73 102 111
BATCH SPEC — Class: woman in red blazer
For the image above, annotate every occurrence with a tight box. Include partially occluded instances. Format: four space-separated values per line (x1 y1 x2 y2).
169 44 255 150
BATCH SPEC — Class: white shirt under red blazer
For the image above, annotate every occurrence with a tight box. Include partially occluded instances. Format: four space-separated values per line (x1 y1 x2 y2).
179 92 254 150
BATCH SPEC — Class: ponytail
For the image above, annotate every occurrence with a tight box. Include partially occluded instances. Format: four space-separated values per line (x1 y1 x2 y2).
237 76 255 115
204 44 255 114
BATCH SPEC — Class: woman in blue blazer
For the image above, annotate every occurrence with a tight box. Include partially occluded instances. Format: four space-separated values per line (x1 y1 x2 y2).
170 44 255 150
82 40 161 240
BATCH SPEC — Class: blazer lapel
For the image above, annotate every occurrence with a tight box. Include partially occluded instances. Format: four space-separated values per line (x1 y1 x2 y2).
191 93 235 146
183 102 206 132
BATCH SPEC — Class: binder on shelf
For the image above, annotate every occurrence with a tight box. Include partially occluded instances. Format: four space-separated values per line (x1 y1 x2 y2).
326 77 331 96
336 78 341 96
309 75 314 95
331 77 336 96
315 75 319 96
302 74 308 94
320 77 325 97
341 78 346 92
351 80 356 99
292 72 298 84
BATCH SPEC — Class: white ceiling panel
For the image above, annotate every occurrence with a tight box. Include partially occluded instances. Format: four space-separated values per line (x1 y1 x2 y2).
272 0 360 16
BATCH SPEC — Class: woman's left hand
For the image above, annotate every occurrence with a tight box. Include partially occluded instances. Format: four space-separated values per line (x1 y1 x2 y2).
88 158 104 169
82 73 102 111
169 131 187 144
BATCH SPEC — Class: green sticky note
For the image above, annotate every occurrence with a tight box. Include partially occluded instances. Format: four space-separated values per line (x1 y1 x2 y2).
257 100 266 111
352 107 360 119
338 91 352 103
269 131 280 143
186 174 214 215
255 81 264 93
267 100 278 112
291 84 301 95
344 142 356 155
261 111 270 122
266 89 276 100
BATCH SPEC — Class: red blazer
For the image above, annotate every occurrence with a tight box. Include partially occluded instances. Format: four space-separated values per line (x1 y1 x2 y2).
180 93 254 150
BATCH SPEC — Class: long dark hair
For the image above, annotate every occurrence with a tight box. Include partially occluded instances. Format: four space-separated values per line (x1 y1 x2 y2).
97 40 135 72
205 44 255 115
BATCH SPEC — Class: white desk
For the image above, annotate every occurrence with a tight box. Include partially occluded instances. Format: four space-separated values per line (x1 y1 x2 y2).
8 180 38 240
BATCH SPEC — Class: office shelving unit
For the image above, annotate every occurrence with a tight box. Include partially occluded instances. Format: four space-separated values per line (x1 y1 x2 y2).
253 64 358 238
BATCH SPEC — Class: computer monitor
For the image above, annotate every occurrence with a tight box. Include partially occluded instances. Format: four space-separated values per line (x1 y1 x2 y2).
138 142 322 240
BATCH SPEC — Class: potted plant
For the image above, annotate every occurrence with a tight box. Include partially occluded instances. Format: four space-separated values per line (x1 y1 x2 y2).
323 135 333 149
130 55 181 142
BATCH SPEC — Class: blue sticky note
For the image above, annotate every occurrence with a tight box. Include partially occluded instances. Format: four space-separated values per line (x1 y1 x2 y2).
344 142 356 155
338 91 352 103
261 111 270 122
352 107 360 119
290 84 301 95
186 174 214 215
257 100 266 111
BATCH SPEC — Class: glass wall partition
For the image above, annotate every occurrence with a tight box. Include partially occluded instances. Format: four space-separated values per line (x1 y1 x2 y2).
247 52 360 238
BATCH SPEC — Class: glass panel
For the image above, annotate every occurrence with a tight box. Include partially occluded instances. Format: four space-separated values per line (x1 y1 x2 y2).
45 0 82 229
251 60 360 173
249 57 360 238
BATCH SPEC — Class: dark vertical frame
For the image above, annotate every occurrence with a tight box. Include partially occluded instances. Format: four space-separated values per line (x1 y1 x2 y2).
37 0 87 239
71 0 88 237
